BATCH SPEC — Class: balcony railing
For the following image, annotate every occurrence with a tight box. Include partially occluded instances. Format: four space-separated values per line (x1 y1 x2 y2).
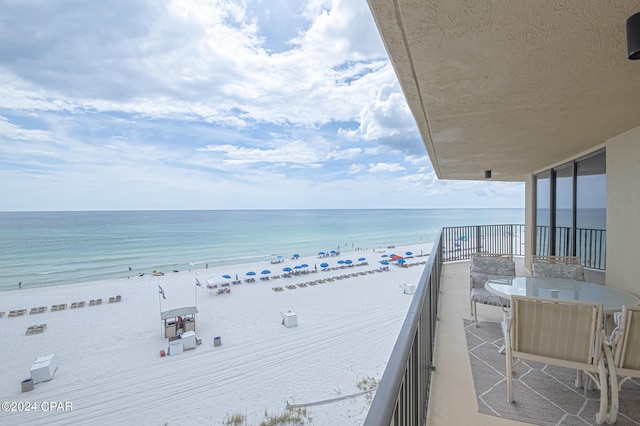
535 226 606 270
441 224 525 261
364 228 442 425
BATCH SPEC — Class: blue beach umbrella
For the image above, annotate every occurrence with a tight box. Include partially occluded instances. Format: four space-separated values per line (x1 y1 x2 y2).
320 262 329 268
246 271 256 276
330 250 337 254
381 254 389 258
293 254 300 258
337 260 345 264
380 260 390 265
358 257 366 262
222 275 232 279
397 259 406 264
294 265 303 269
318 251 326 255
405 251 413 256
261 270 271 275
283 267 292 272
344 259 353 265
300 263 309 268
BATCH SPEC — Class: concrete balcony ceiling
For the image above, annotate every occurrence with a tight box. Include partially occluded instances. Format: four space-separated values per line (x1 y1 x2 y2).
367 1 640 181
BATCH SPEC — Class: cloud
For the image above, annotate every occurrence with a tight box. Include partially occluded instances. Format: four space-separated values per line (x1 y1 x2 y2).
368 163 406 173
0 0 525 211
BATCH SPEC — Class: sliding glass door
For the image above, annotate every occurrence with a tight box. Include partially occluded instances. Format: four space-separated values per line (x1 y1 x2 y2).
534 149 606 269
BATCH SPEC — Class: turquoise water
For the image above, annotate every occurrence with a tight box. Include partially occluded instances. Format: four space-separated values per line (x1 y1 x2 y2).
0 209 524 291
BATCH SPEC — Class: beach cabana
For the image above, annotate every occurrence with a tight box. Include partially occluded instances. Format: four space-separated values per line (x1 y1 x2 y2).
161 307 198 338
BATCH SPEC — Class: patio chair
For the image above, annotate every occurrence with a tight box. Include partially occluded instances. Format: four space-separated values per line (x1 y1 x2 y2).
605 304 640 424
503 295 611 424
531 255 581 265
469 253 515 326
531 262 585 281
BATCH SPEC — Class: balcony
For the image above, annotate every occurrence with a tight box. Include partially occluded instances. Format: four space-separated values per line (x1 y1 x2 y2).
365 225 606 425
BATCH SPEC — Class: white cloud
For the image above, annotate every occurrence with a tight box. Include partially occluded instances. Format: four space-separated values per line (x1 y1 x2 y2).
368 163 406 173
0 0 525 211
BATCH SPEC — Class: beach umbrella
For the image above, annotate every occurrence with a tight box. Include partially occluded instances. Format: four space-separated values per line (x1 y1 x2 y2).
283 267 292 272
344 259 353 265
293 254 300 258
261 270 271 275
300 263 309 268
405 251 413 256
320 262 329 268
380 260 390 265
246 271 256 276
358 257 366 262
381 254 389 258
294 265 303 269
222 275 232 279
337 260 345 264
397 259 406 264
318 251 326 256
330 250 337 254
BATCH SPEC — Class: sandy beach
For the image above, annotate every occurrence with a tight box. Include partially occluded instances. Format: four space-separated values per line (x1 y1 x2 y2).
0 243 431 425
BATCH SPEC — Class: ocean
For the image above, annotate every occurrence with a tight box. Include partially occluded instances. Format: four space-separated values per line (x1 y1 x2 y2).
0 209 524 291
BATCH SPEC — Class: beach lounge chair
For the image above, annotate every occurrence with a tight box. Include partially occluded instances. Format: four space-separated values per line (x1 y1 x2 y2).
78 301 85 307
605 305 640 424
109 297 116 303
503 295 611 424
115 295 121 302
29 307 38 315
469 253 515 326
89 299 96 306
71 302 78 309
96 299 102 305
0 312 4 318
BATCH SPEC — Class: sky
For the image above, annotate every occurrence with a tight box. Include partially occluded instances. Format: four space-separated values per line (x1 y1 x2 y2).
0 0 524 211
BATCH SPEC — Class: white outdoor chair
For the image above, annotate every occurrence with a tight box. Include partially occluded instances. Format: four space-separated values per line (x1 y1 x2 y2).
503 295 612 424
531 262 585 281
605 304 640 424
469 253 515 326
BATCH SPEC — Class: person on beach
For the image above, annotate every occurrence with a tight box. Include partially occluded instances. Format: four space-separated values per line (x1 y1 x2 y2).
18 281 22 289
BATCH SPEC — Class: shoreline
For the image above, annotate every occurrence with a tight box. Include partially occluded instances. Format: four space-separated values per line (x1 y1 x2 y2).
0 243 431 425
2 240 431 292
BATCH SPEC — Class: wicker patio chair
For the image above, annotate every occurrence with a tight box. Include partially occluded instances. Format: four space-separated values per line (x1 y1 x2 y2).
503 295 611 424
531 262 585 281
469 253 515 326
531 255 581 265
605 305 640 424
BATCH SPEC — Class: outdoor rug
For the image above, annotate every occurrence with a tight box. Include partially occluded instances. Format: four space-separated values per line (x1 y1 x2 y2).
464 319 640 425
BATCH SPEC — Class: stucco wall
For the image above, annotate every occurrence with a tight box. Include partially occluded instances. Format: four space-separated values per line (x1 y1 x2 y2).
606 125 640 295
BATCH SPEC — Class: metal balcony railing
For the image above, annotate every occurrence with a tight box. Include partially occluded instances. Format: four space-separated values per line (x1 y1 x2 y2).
535 226 606 270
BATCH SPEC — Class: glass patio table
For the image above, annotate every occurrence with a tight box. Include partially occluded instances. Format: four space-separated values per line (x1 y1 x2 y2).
485 276 640 314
